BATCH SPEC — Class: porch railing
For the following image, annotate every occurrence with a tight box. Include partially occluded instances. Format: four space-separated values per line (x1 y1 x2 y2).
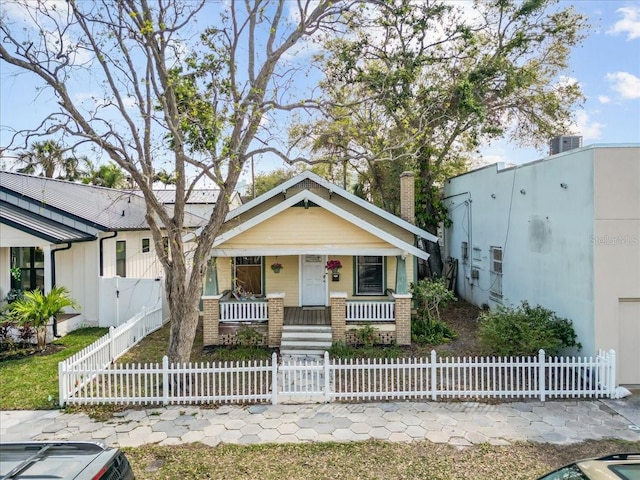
220 300 269 323
346 301 395 322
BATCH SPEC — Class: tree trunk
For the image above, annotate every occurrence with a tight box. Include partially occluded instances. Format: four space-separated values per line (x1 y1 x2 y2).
166 270 206 364
424 231 444 278
36 326 47 351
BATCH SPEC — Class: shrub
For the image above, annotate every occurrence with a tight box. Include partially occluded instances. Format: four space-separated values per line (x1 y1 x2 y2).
410 278 457 345
354 323 377 347
478 301 582 356
235 325 263 346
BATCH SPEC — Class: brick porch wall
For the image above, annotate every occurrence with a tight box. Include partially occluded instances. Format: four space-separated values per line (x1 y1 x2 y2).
330 292 347 343
267 293 285 347
202 295 222 346
393 293 412 345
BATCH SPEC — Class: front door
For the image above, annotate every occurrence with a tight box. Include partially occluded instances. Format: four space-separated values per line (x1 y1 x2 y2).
301 255 326 306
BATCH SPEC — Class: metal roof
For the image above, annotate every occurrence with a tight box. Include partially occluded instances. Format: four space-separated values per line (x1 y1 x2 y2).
0 201 95 243
143 189 222 204
0 171 206 230
0 171 149 229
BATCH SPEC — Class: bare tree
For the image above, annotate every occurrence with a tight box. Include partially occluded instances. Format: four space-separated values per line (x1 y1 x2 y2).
0 0 355 362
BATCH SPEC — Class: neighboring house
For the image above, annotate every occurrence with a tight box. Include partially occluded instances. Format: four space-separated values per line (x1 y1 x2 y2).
137 189 243 219
443 144 640 385
0 171 237 332
200 171 438 348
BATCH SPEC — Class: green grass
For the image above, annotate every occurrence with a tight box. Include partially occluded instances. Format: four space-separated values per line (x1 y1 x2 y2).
329 340 402 359
0 327 107 409
118 322 273 364
125 439 640 480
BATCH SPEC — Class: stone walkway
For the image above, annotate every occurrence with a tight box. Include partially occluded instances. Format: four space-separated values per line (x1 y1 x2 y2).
2 399 639 448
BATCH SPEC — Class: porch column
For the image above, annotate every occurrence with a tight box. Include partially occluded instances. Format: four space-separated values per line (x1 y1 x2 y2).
395 254 408 294
202 294 222 346
330 292 347 343
393 293 412 345
204 257 218 296
267 293 285 347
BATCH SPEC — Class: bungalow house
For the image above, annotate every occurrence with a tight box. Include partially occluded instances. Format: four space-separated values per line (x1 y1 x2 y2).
0 171 236 332
443 144 640 385
200 171 438 353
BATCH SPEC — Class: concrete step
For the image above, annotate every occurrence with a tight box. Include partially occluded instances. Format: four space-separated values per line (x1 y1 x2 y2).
280 348 328 357
280 325 333 356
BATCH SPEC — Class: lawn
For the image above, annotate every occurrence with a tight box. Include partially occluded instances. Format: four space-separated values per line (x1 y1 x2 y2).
0 327 107 409
125 439 640 480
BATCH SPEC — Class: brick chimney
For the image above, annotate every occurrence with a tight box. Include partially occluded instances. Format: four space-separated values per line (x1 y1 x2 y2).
400 171 415 225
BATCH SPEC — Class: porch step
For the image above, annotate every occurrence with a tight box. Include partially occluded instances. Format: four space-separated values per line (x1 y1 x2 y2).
280 325 332 356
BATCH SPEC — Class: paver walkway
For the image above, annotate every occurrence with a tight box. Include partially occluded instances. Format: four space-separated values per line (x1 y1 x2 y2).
2 399 639 448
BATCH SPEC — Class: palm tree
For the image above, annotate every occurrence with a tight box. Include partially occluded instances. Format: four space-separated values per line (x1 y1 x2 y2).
10 286 79 350
15 141 87 180
83 162 130 189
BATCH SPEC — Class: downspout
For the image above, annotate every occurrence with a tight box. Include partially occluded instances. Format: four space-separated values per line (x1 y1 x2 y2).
50 243 72 338
99 231 118 276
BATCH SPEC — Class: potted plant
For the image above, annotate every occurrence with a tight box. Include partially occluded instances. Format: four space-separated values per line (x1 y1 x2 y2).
271 262 283 273
325 259 342 281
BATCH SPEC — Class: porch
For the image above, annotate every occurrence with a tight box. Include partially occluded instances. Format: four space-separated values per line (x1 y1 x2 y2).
201 292 412 348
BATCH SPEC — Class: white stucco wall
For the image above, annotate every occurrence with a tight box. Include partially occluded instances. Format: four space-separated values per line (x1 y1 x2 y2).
444 147 597 354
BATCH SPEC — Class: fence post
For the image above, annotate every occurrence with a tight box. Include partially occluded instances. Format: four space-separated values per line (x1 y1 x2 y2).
271 352 279 405
109 326 115 363
58 361 67 407
324 351 331 403
162 356 169 406
608 349 617 398
141 307 146 335
430 350 437 401
538 349 546 402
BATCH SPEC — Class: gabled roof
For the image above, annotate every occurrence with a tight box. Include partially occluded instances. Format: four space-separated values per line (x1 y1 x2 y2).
225 171 438 243
0 171 149 230
136 189 223 205
0 171 206 236
0 201 95 243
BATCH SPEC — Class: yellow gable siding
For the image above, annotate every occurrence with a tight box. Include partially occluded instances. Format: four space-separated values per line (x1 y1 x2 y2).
266 255 299 306
221 207 394 249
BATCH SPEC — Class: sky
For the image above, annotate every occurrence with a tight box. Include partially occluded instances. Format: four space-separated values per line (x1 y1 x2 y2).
0 0 639 181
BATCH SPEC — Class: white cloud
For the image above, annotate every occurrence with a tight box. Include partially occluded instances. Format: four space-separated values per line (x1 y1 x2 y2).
570 111 603 141
598 95 611 104
607 6 640 40
606 71 640 99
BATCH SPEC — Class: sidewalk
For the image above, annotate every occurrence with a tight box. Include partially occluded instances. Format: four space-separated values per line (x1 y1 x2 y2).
2 399 639 448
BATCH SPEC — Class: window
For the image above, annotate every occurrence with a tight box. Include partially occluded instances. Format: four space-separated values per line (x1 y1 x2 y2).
141 238 150 253
116 241 126 277
234 256 262 295
489 246 502 301
10 247 45 292
356 256 384 295
461 241 469 265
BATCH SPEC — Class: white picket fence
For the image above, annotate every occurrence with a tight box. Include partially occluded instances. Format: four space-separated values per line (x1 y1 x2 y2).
59 349 617 406
58 302 164 406
346 301 395 322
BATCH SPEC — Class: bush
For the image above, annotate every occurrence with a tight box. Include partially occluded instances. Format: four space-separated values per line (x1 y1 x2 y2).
478 301 582 356
410 278 457 345
354 323 377 347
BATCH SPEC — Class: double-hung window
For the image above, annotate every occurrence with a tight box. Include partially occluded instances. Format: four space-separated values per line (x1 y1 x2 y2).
356 256 384 295
489 246 503 301
234 256 263 296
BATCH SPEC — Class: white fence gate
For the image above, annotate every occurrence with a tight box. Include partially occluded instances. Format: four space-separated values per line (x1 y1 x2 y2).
60 349 617 406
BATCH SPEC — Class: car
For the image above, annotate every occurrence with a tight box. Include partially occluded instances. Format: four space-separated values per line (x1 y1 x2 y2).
536 453 640 480
0 441 135 480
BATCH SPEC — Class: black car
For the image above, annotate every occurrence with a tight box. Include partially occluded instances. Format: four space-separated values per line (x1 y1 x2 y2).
0 441 134 480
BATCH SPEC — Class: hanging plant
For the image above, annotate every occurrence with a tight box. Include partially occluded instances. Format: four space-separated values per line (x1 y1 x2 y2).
325 259 342 272
271 262 283 273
